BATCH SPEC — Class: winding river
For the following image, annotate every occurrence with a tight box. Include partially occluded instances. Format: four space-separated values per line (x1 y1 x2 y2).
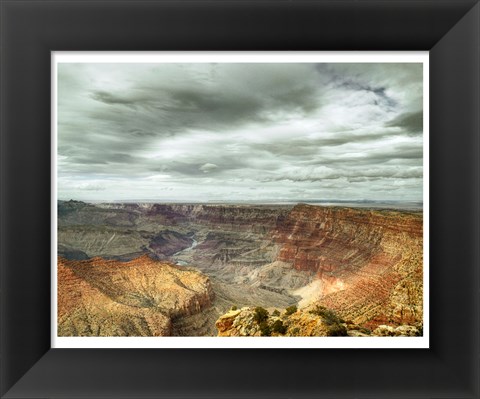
173 237 198 265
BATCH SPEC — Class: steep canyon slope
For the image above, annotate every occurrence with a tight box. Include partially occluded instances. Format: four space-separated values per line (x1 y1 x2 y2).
58 255 213 336
273 204 423 328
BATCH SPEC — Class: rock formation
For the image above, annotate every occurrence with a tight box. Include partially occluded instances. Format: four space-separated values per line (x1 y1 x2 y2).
215 306 420 337
273 204 423 329
58 255 214 336
147 203 289 233
215 306 348 337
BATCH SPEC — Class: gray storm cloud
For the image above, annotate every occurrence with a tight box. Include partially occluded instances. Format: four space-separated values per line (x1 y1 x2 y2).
57 62 423 203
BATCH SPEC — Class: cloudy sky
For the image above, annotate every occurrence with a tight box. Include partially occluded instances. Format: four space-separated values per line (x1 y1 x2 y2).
57 62 423 203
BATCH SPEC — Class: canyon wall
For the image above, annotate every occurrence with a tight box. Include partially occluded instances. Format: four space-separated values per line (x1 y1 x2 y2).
273 204 423 328
58 201 290 263
146 203 289 233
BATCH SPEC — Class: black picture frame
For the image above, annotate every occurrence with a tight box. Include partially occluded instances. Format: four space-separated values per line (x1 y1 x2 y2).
1 0 479 398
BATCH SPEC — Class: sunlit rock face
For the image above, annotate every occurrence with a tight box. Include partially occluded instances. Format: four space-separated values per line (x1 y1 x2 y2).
215 307 336 337
215 306 420 338
273 204 423 328
57 255 214 336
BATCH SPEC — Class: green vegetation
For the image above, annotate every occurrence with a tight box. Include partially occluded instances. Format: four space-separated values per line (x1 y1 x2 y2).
230 305 238 311
309 305 344 325
259 322 271 336
271 319 287 334
284 305 297 316
252 307 273 336
309 305 348 336
326 323 348 336
253 307 269 323
245 305 352 337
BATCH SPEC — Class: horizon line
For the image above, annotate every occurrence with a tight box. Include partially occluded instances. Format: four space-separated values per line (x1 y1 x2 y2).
57 198 424 209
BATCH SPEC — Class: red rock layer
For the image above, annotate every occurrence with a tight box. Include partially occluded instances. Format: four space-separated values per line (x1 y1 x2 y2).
274 204 422 273
147 204 290 233
274 204 423 328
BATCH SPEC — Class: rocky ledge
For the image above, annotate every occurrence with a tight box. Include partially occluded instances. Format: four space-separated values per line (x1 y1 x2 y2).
215 306 421 337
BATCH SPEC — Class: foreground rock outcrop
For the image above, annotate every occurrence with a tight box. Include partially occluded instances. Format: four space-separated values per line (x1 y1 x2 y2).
58 255 214 336
216 306 346 337
216 306 420 337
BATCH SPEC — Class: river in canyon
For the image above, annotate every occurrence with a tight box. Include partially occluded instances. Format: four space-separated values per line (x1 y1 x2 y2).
57 200 423 336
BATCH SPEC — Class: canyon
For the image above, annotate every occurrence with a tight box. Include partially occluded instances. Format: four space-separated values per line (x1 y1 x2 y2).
57 200 423 337
58 255 213 336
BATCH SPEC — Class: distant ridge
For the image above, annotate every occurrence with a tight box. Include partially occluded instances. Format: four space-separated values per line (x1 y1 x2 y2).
58 198 422 210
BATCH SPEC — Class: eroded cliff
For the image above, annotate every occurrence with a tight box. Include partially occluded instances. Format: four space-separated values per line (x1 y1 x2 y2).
274 204 423 328
58 255 214 336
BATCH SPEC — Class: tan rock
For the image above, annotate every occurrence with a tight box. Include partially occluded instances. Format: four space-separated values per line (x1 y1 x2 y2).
58 255 214 336
373 324 419 336
215 306 348 337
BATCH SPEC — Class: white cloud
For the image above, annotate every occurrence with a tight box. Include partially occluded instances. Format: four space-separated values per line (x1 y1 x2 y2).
57 62 423 202
199 163 218 173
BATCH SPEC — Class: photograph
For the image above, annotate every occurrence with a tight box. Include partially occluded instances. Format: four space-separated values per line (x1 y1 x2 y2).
54 53 428 347
3 0 479 396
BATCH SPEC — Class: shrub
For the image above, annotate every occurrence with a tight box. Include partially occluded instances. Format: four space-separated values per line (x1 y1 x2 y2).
309 305 343 325
253 307 269 323
308 305 348 336
291 327 300 336
272 309 280 317
327 323 348 336
271 320 287 334
230 305 238 311
259 321 271 336
284 305 297 316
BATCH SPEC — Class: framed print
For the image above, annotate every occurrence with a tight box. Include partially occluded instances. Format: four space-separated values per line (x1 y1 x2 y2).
1 0 479 398
52 52 429 350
